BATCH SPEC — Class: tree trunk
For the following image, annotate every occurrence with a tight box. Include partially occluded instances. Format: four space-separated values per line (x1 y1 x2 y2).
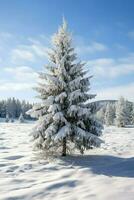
62 137 66 156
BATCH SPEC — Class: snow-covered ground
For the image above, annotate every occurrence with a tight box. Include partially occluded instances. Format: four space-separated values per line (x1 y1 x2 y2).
0 123 134 200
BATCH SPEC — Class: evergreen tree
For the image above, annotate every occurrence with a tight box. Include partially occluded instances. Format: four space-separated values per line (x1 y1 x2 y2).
105 103 115 126
19 113 25 123
115 97 127 127
96 107 106 124
16 99 22 118
132 103 134 125
0 98 33 119
0 101 3 117
28 20 103 156
5 113 10 122
125 100 133 125
0 100 6 118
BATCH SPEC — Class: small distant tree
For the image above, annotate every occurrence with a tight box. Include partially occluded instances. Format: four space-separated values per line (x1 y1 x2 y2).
125 100 133 125
19 113 25 123
28 20 103 156
115 97 127 127
5 113 10 122
96 107 106 124
105 103 115 126
132 103 134 125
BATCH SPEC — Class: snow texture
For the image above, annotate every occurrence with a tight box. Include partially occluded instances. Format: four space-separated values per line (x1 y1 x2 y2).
0 122 134 200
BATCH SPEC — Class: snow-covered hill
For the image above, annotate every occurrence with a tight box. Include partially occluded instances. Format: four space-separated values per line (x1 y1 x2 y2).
0 123 134 200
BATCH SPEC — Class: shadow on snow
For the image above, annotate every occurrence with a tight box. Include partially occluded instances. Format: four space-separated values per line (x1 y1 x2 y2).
60 155 134 178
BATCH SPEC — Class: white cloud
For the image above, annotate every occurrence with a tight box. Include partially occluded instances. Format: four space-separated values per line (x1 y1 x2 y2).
28 37 50 58
11 40 49 64
4 66 38 81
0 66 38 92
0 81 34 91
0 32 13 40
31 44 49 58
0 31 133 102
76 41 108 55
87 54 134 78
11 49 35 62
95 83 134 101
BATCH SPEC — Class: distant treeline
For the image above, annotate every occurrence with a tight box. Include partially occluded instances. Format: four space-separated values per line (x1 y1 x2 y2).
96 97 134 127
0 98 33 119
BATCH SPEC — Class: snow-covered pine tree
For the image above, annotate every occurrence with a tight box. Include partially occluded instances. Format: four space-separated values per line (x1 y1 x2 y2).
5 113 9 122
125 100 133 125
132 103 134 125
115 96 127 127
28 20 103 156
0 100 6 118
96 107 106 124
6 98 16 119
19 113 25 123
104 103 115 126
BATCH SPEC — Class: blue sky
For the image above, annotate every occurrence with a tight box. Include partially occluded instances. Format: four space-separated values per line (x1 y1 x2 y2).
0 0 134 101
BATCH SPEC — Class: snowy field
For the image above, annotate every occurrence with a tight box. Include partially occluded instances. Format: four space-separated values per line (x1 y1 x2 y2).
0 123 134 200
